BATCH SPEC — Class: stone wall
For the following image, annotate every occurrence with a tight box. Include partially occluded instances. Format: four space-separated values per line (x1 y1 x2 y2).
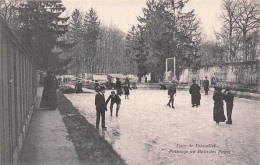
179 61 259 88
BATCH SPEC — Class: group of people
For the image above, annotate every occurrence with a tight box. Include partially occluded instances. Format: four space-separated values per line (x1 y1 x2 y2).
167 77 234 125
40 71 235 129
213 86 234 125
95 77 132 129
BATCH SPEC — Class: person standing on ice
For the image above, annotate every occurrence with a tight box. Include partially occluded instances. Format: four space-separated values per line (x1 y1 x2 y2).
189 80 201 107
95 86 107 129
106 91 121 116
124 85 132 99
125 77 130 87
224 88 234 125
213 86 226 125
75 80 83 93
167 81 176 108
203 76 209 95
40 71 58 110
116 77 123 96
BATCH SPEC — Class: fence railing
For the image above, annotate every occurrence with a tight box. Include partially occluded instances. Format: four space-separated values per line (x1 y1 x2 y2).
0 17 37 165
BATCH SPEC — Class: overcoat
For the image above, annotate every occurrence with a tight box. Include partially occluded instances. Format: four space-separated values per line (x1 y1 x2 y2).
40 75 58 109
213 91 226 122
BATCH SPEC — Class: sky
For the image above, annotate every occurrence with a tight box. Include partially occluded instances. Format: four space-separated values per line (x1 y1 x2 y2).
62 0 223 38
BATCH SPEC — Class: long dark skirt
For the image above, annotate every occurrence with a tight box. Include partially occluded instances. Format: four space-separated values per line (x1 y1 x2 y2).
117 88 123 96
191 94 200 106
213 104 226 122
40 87 58 110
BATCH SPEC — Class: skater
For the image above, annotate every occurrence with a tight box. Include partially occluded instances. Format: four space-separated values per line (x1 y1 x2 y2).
203 77 209 95
224 88 234 125
189 80 201 107
213 86 226 124
124 85 132 99
95 86 107 129
145 76 147 83
106 91 121 116
116 78 123 96
167 81 176 108
75 80 83 93
40 71 58 110
125 77 130 87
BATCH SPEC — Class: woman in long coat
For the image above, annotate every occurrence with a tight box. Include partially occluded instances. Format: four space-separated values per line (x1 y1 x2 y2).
213 86 226 124
40 71 58 110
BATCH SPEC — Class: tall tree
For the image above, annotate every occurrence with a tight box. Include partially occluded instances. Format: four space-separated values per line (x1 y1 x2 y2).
83 8 100 77
68 9 85 76
127 0 201 81
219 0 260 62
16 1 69 70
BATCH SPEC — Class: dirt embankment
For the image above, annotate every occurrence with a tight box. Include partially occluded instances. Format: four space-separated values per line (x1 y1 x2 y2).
57 91 126 165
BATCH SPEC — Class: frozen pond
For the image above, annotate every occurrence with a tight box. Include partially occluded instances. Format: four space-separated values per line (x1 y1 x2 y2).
65 89 259 165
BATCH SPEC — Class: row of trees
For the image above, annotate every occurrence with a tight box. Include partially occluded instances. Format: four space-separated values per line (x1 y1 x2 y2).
63 8 130 77
199 0 260 66
125 0 202 81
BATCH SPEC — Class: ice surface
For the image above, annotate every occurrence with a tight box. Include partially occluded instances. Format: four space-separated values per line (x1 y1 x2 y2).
65 89 259 165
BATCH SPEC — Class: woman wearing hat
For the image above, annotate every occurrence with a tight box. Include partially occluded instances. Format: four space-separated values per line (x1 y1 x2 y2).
213 86 226 124
40 71 58 110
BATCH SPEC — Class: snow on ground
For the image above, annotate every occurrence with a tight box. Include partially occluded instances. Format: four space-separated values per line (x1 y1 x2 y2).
65 89 259 165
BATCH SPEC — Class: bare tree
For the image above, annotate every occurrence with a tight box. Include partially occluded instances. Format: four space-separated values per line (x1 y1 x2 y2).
234 0 260 61
0 0 20 29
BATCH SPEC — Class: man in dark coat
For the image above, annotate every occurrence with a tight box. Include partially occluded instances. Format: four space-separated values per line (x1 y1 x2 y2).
116 78 123 96
75 80 83 93
189 80 201 107
203 77 209 95
95 86 107 129
224 88 234 125
106 91 121 116
213 86 226 124
167 81 176 108
40 71 58 110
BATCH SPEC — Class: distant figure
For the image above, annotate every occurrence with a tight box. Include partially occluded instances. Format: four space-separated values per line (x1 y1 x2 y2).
112 77 116 89
94 80 99 91
203 77 209 95
106 91 121 116
125 77 130 87
75 80 83 93
116 78 123 96
160 85 167 90
224 88 234 125
213 86 226 124
145 76 147 83
40 71 58 110
124 85 132 99
189 80 201 107
108 76 113 89
95 86 107 129
167 81 176 108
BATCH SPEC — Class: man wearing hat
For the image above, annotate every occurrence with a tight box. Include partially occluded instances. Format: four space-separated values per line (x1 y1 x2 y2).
106 91 121 116
189 80 201 107
167 81 177 108
95 86 107 129
224 87 234 124
203 76 209 95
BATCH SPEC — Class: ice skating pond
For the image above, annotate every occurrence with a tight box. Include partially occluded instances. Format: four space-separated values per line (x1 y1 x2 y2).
65 89 259 165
